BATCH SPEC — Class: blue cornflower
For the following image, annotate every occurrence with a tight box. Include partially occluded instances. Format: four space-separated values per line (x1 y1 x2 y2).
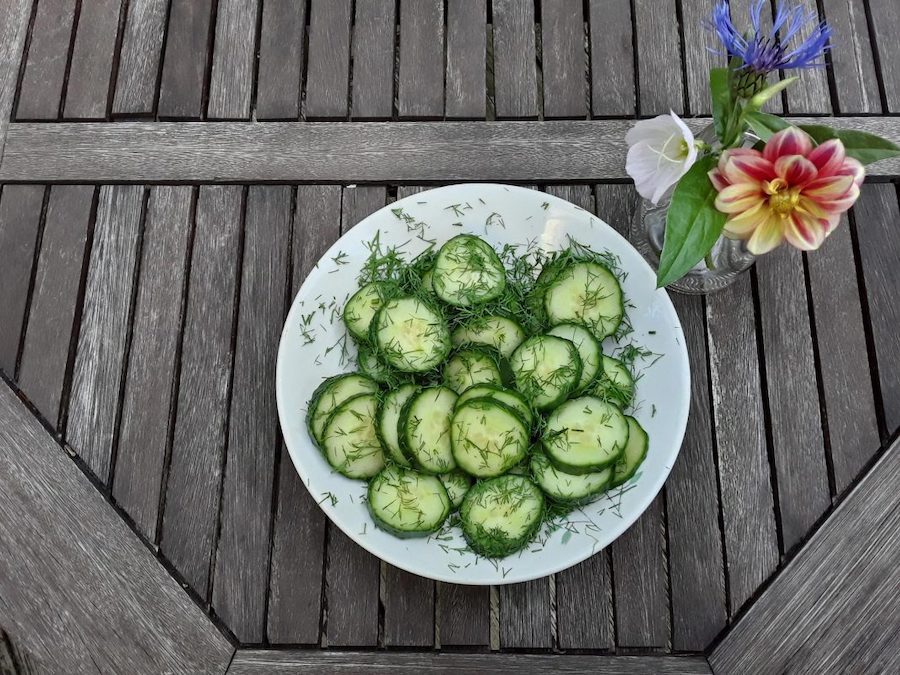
708 0 832 75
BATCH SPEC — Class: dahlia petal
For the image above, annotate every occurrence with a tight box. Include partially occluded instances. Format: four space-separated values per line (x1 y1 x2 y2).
807 139 845 175
784 210 827 251
795 195 830 219
723 154 775 184
815 183 861 214
774 155 818 185
823 212 842 236
723 202 770 237
763 127 814 162
747 214 785 254
715 183 765 214
718 147 763 173
837 157 865 186
803 174 855 201
708 167 730 191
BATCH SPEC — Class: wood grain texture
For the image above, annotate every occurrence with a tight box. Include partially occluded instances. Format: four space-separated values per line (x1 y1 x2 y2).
212 186 290 643
15 0 75 120
398 0 444 119
266 185 339 644
868 0 900 112
755 247 830 551
63 0 123 119
351 0 395 120
806 219 879 495
229 650 713 674
492 0 538 119
783 0 832 114
666 294 727 651
854 183 900 435
160 185 243 598
710 439 900 675
256 0 305 120
587 0 634 116
66 185 144 483
322 186 387 647
18 186 93 426
706 273 779 613
633 0 683 115
0 185 43 377
0 381 235 674
0 0 32 161
112 0 169 116
208 0 259 119
821 0 881 113
445 0 486 119
436 582 490 646
499 580 552 648
4 118 900 182
158 0 214 118
304 0 352 119
540 0 586 119
111 186 192 541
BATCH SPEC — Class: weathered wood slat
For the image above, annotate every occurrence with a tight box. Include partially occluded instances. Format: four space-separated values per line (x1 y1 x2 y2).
854 183 900 435
806 219 879 495
755 247 830 551
18 186 94 426
706 274 779 613
229 650 713 674
710 439 900 674
445 0 486 119
398 0 444 119
322 186 386 647
868 0 900 112
820 0 881 113
63 0 124 119
492 0 538 119
0 381 235 674
66 185 144 483
304 0 352 119
540 0 586 119
112 0 169 116
499 580 552 649
208 0 259 120
437 583 491 646
0 185 43 377
213 185 290 642
587 0 634 116
158 0 214 119
350 0 395 120
160 185 243 598
783 0 832 115
267 185 338 645
4 118 900 182
665 294 727 651
15 0 75 120
633 0 684 115
111 186 192 541
256 0 305 121
0 0 32 162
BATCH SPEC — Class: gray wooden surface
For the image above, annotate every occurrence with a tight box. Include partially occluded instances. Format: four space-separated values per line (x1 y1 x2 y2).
112 0 169 116
0 0 31 161
62 0 123 120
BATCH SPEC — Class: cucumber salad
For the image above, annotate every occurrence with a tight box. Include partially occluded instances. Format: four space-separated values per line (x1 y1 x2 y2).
306 233 650 559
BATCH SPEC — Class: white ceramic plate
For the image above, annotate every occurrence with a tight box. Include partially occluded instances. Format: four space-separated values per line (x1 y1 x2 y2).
276 184 690 585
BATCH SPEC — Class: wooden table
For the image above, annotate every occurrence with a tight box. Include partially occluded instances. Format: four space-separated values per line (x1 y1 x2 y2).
0 1 898 673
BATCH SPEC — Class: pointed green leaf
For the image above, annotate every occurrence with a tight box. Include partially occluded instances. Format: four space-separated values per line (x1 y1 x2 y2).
747 76 797 111
743 111 791 142
710 68 732 143
797 125 900 165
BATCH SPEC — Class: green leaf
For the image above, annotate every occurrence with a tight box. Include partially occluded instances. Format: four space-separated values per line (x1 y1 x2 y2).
797 125 900 165
746 76 797 111
656 156 727 289
710 68 732 143
743 110 791 141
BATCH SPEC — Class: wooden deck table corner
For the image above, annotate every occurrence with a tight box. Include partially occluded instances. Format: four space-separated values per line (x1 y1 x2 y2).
0 1 898 673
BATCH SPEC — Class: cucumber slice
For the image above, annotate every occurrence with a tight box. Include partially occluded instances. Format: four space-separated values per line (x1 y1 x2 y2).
443 348 504 394
509 334 582 410
456 384 534 428
531 450 611 505
368 465 450 537
439 470 473 510
432 234 506 307
451 315 526 358
460 475 545 558
372 296 451 373
450 398 529 477
544 261 624 339
307 373 379 445
399 386 458 473
377 383 418 466
343 282 395 341
420 268 435 294
321 393 386 479
589 355 635 407
547 323 602 394
542 396 629 474
356 345 392 384
610 416 649 487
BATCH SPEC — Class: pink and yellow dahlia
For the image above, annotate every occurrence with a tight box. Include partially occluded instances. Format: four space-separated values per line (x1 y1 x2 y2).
708 126 864 254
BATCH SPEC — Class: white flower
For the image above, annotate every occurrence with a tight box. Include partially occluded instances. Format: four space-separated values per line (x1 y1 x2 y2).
625 112 698 205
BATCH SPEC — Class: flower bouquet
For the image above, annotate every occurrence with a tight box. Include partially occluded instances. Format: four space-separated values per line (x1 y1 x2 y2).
626 0 900 290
